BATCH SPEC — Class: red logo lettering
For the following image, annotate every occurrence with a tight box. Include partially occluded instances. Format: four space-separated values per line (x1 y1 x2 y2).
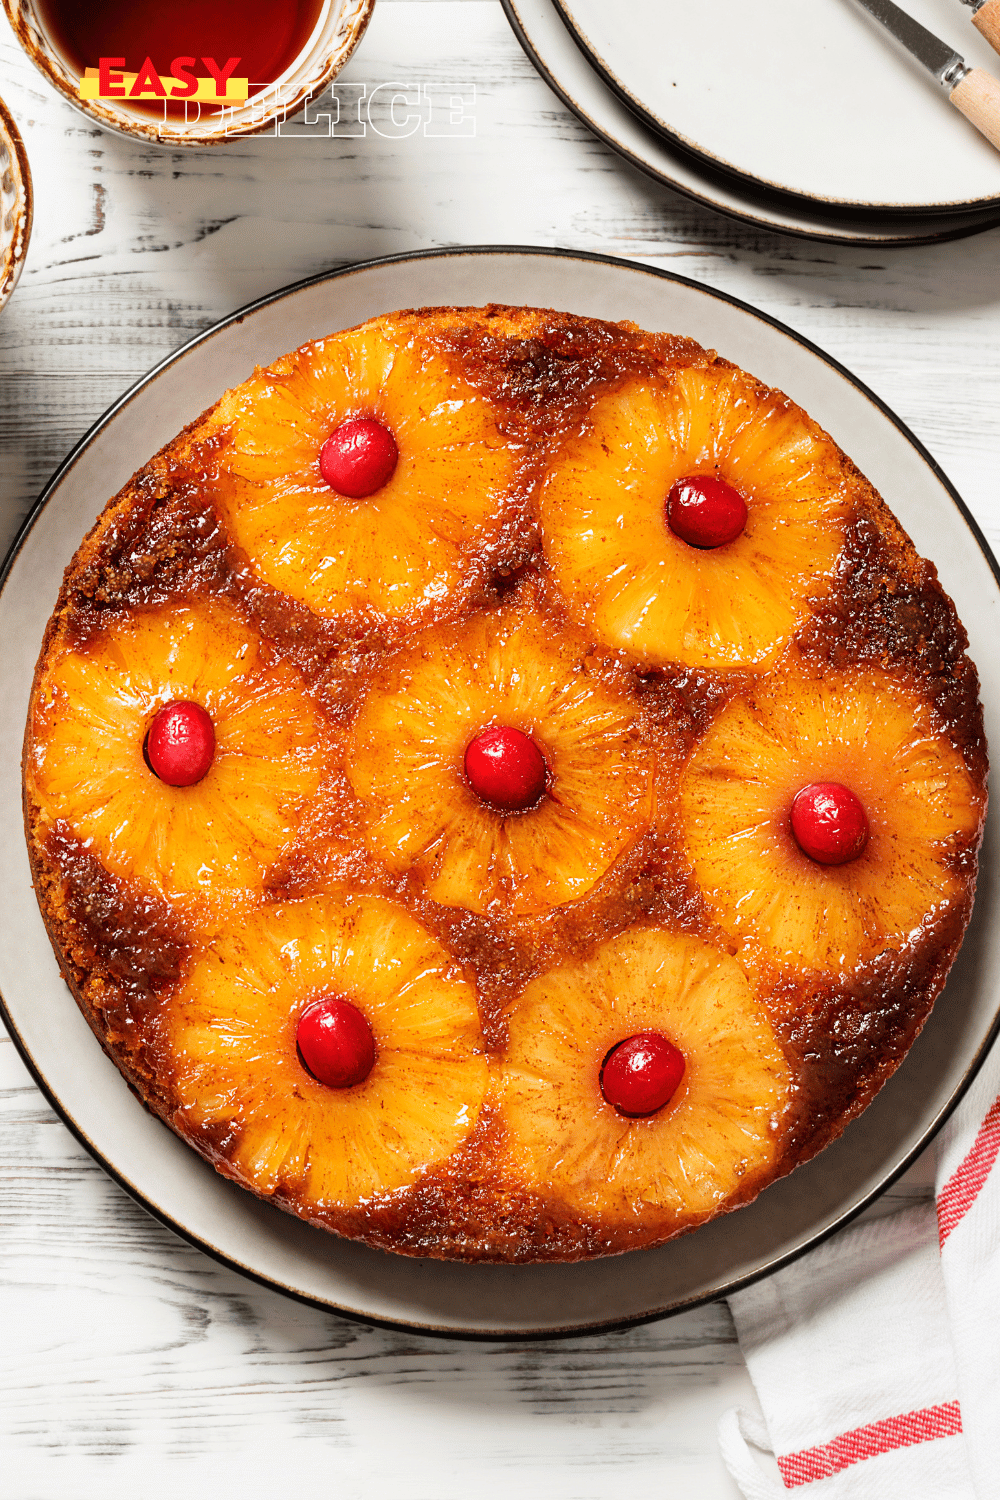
98 57 126 97
169 57 199 99
201 56 242 99
129 56 166 98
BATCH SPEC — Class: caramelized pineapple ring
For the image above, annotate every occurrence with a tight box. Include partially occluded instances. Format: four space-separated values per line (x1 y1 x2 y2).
212 319 517 622
500 929 791 1222
679 669 984 973
538 365 853 669
26 602 330 907
346 592 655 916
164 895 488 1205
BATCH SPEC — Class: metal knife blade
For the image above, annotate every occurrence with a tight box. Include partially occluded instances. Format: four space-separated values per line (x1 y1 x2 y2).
852 0 969 88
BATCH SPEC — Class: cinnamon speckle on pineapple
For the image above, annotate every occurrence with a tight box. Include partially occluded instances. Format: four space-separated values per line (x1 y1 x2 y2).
23 305 987 1263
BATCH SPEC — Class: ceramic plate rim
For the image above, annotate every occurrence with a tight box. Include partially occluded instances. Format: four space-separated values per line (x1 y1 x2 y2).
2 245 998 1341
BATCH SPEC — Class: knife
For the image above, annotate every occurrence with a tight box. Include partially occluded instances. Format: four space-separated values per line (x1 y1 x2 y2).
852 0 1000 151
961 0 1000 59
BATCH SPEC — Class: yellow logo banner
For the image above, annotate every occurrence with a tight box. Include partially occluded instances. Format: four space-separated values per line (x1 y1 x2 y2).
80 66 249 103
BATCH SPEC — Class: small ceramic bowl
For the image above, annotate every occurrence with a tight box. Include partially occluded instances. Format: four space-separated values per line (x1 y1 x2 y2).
2 0 375 147
0 93 31 313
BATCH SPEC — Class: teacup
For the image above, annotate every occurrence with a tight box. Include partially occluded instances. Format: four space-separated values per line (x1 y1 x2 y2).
0 92 31 312
2 0 375 147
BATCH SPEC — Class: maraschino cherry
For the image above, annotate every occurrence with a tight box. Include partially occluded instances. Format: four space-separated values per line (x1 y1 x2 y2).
464 726 548 811
791 782 870 866
144 701 216 787
296 997 376 1089
667 474 748 549
320 417 398 498
600 1031 686 1118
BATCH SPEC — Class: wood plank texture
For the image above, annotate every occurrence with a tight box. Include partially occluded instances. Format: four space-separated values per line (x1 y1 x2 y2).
0 2 990 1494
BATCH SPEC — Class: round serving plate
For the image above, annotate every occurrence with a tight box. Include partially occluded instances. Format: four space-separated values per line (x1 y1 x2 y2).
1 247 997 1339
552 0 1000 213
502 0 1000 245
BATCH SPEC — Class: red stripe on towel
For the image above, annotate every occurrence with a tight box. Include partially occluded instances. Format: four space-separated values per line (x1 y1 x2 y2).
777 1401 962 1487
938 1095 1000 1248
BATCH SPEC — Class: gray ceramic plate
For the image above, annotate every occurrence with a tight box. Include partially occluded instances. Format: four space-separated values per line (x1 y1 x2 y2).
552 0 1000 212
1 247 997 1339
503 0 1000 245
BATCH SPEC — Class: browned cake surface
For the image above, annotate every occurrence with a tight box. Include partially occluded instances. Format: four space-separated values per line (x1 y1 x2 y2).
22 306 988 1262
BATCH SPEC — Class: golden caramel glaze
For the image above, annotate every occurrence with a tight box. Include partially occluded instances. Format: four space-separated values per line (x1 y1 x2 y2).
345 576 662 917
679 664 983 974
26 599 337 914
499 930 792 1227
160 894 489 1206
208 319 521 625
539 363 856 670
23 306 988 1262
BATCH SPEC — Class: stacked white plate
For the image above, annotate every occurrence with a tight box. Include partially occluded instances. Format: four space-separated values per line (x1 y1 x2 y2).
503 0 1000 244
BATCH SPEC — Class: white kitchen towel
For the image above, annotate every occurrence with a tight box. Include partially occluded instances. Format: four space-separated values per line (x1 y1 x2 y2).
935 1044 1000 1500
721 1204 972 1496
719 1038 1000 1498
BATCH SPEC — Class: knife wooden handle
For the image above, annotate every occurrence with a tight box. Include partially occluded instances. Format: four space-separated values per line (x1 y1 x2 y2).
951 67 1000 152
972 0 1000 57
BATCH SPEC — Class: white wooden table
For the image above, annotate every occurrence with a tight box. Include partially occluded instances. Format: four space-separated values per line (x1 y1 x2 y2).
2 3 997 1495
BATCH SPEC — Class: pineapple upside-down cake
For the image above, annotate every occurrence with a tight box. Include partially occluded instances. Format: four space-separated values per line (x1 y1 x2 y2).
23 306 987 1262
